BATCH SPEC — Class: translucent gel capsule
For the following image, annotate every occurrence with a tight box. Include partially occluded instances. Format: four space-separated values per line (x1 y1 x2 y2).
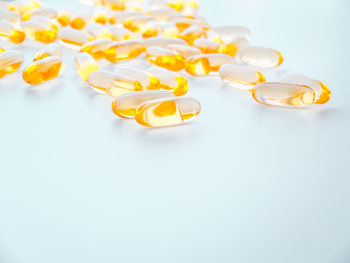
87 22 113 39
108 11 142 25
166 44 201 59
22 20 57 43
193 38 221 53
8 0 41 16
212 26 251 43
218 64 265 90
282 74 331 104
33 43 62 61
102 0 125 11
148 66 188 96
112 90 175 118
125 1 143 11
88 70 142 96
146 46 185 71
75 52 100 81
80 38 112 60
238 46 283 68
108 25 135 41
161 23 180 38
0 9 21 23
115 67 160 90
0 21 26 43
218 38 248 56
23 56 65 85
185 53 233 76
148 8 179 22
70 12 91 30
124 15 153 31
179 24 207 45
57 10 71 27
252 82 315 108
58 28 92 47
104 40 146 62
0 51 24 78
135 97 200 127
172 17 210 32
93 8 109 24
22 7 57 21
144 36 187 47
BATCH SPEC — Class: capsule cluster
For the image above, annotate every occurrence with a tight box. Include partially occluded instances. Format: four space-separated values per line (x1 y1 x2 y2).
0 0 331 128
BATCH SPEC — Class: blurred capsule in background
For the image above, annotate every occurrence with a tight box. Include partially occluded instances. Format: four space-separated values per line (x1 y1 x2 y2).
22 19 57 43
108 25 135 41
193 38 221 53
144 36 187 48
22 7 57 21
185 53 233 76
0 51 24 78
80 38 113 60
146 46 185 71
70 11 91 30
237 46 283 68
87 22 113 39
211 25 251 43
33 43 62 61
0 21 26 43
58 27 92 47
115 67 160 90
166 44 201 59
0 9 21 23
92 7 109 24
75 52 100 81
104 40 146 62
57 10 71 27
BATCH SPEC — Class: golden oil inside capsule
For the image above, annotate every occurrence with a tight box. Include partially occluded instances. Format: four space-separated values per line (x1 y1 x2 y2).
93 8 108 24
144 36 187 48
87 22 113 39
0 51 24 78
218 64 265 90
252 82 315 108
22 20 57 43
161 24 180 38
0 9 21 23
166 44 201 59
108 25 135 41
148 66 188 96
123 15 153 31
238 46 283 68
70 12 91 30
8 0 41 16
58 28 92 47
23 56 65 85
33 43 62 61
57 10 71 27
212 26 251 43
108 11 141 25
88 70 143 96
168 0 184 11
135 97 201 127
193 38 221 53
0 21 26 43
179 24 207 45
173 18 210 32
104 40 146 62
80 38 112 60
22 7 57 21
112 90 175 118
115 67 160 90
185 53 233 76
282 74 331 104
146 46 185 71
75 52 100 81
102 0 125 11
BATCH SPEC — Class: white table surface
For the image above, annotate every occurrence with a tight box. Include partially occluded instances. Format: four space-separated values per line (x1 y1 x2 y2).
1 0 350 262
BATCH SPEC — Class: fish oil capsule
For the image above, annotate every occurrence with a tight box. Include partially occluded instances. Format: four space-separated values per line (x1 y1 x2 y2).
58 27 92 47
184 0 199 10
87 22 113 39
0 21 26 43
193 38 221 53
75 52 100 81
0 51 24 78
179 24 207 45
115 67 160 90
149 0 168 9
185 53 233 76
218 38 248 56
22 7 57 21
112 90 175 118
23 56 64 85
148 66 188 96
281 74 331 104
146 46 185 71
166 44 201 58
92 8 109 24
57 10 71 27
0 9 21 23
102 0 125 11
147 8 179 22
218 64 265 90
33 43 62 61
172 17 210 32
22 20 57 43
88 70 142 96
70 12 91 30
123 14 153 31
108 25 135 41
144 36 187 47
108 11 142 25
211 26 251 43
252 83 315 108
8 0 41 16
135 97 200 127
161 23 180 38
104 40 146 62
125 1 143 11
80 38 112 60
237 46 283 68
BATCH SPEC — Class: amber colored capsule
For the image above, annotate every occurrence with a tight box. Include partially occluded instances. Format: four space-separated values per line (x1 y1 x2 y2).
218 38 248 56
108 25 135 41
172 17 210 32
22 7 57 21
0 51 24 78
92 8 109 24
0 21 26 43
33 43 62 61
75 52 100 81
88 70 142 96
57 28 92 47
237 46 283 68
22 20 57 43
282 74 331 104
104 40 146 63
218 64 265 90
23 56 64 85
211 26 251 43
146 46 185 71
115 67 160 90
185 53 233 76
112 90 175 118
87 22 113 39
167 0 184 11
102 0 125 11
0 46 5 53
108 11 141 25
135 96 200 127
252 82 315 108
193 38 221 53
80 38 112 60
144 37 187 48
70 12 91 30
57 10 71 27
179 24 207 45
0 9 21 23
148 66 188 96
161 23 180 38
166 44 201 59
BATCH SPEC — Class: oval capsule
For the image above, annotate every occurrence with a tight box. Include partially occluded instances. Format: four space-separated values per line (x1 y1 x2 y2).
57 27 92 47
237 46 283 68
33 43 62 61
70 11 91 30
252 82 315 108
166 44 201 59
22 20 57 43
22 7 57 21
185 53 233 76
57 10 71 27
193 38 221 53
115 67 160 90
87 22 113 39
108 25 135 41
75 52 100 81
112 90 175 118
104 40 146 62
135 97 201 127
0 21 26 43
0 51 24 78
144 36 187 47
211 26 251 43
23 56 65 85
92 8 109 24
146 46 185 71
179 24 207 45
80 38 113 60
0 9 21 23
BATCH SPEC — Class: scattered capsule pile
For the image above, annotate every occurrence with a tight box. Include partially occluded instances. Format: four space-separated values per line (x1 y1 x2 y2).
0 0 331 128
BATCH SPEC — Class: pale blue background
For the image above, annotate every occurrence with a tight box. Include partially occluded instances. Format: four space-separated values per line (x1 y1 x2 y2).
0 0 350 262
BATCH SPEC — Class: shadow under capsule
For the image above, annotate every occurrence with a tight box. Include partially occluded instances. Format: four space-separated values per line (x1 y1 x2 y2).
24 77 64 96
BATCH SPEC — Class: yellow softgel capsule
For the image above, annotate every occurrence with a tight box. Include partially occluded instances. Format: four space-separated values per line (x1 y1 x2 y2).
0 21 26 43
252 82 315 108
57 10 71 27
80 38 112 60
146 46 185 71
211 26 251 43
75 52 100 81
172 17 210 32
135 96 201 127
22 7 57 21
179 24 207 45
33 43 62 61
218 38 248 57
161 23 180 38
237 46 283 68
22 56 65 85
125 1 143 11
123 15 159 38
166 44 201 59
57 28 92 47
0 9 21 23
22 20 57 43
88 70 142 96
148 66 188 96
8 0 41 16
108 11 142 25
282 74 331 104
185 53 233 76
86 22 113 39
144 36 187 48
102 0 125 11
108 25 135 41
112 90 175 118
104 40 146 63
115 67 160 90
0 51 24 78
92 8 109 24
70 12 91 30
218 64 265 90
147 8 179 22
193 38 221 53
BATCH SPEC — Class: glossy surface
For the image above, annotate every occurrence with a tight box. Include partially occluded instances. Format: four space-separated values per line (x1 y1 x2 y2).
33 43 62 61
22 20 57 43
185 53 233 75
80 38 112 60
135 97 201 127
0 51 24 78
238 46 283 68
115 67 160 90
146 46 185 71
108 25 135 41
87 22 113 39
144 37 187 47
70 12 91 30
57 10 71 26
193 38 221 53
179 24 207 44
75 52 100 81
166 44 201 59
0 21 26 43
104 40 146 62
212 25 251 43
57 28 92 47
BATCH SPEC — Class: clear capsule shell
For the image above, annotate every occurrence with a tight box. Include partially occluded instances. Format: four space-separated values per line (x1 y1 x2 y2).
33 43 62 61
75 52 100 81
237 46 283 68
0 51 24 78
